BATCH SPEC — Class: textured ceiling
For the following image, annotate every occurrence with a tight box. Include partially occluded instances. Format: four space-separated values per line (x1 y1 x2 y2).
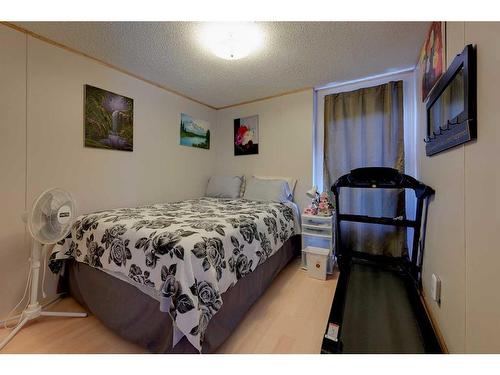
16 22 429 108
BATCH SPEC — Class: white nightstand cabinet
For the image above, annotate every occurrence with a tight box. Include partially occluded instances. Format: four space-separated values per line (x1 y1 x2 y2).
301 213 336 274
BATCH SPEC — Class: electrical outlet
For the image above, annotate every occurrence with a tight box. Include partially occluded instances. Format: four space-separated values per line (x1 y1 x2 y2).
431 274 441 304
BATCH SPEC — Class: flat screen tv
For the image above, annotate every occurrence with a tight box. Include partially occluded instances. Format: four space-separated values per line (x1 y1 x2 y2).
425 44 476 156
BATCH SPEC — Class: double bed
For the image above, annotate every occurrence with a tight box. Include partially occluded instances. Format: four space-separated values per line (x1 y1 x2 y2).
49 197 301 353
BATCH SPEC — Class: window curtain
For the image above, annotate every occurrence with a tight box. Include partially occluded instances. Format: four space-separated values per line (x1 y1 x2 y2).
323 81 405 257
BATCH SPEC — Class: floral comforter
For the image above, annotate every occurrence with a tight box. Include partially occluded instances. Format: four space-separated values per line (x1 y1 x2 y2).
49 198 296 351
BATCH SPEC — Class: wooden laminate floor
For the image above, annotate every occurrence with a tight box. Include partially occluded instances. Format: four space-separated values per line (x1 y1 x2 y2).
0 259 337 354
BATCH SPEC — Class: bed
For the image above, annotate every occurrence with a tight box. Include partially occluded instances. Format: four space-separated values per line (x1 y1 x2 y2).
49 197 301 353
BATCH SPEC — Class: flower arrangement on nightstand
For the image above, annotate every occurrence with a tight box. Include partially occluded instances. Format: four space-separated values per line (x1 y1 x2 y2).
303 187 335 216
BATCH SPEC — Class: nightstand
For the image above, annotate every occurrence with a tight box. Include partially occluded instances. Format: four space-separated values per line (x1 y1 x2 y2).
301 213 335 274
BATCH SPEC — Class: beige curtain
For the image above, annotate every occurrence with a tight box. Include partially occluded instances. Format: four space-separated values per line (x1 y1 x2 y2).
323 81 405 257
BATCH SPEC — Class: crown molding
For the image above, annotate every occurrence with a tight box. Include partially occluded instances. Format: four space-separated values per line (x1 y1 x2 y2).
216 87 313 110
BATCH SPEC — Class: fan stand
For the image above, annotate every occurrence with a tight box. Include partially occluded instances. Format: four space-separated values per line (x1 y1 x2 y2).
0 242 87 351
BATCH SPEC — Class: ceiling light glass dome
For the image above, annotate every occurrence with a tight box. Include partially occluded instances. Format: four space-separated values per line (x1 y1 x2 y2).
199 22 264 60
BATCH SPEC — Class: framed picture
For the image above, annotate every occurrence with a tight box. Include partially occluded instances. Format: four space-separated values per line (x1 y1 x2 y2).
234 115 259 156
84 85 134 151
180 113 210 150
420 22 446 101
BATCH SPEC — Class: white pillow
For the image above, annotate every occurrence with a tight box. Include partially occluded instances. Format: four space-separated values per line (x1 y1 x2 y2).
206 176 243 199
239 175 246 198
253 175 297 197
243 177 292 203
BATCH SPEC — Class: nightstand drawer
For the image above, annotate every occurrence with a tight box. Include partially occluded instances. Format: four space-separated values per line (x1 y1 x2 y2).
302 234 332 250
302 215 333 227
302 224 332 237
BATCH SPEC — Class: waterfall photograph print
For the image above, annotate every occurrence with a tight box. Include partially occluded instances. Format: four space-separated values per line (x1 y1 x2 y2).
234 115 259 155
84 85 134 151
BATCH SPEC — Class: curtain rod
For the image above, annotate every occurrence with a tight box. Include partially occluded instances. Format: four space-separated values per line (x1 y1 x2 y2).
315 67 416 91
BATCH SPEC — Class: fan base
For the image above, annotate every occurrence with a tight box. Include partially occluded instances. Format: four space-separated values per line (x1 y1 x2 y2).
0 303 87 351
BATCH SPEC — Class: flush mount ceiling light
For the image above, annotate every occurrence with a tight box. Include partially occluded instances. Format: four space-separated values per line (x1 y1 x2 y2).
198 22 264 60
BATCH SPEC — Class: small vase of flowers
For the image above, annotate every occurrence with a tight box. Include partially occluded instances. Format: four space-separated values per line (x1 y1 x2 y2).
304 187 335 216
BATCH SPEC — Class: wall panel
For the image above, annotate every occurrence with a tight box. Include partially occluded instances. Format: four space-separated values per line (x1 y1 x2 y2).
0 25 28 317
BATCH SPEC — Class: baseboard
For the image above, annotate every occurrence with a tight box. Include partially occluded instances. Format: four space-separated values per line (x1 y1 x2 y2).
40 293 65 309
420 291 449 353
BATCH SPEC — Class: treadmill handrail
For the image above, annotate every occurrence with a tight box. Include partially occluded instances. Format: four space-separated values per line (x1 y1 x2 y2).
338 213 418 228
331 167 435 286
332 167 435 199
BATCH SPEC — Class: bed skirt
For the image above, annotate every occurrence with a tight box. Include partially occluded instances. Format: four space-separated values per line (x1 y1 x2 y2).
64 234 301 353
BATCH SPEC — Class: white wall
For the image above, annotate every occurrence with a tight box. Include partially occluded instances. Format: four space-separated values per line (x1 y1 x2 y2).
0 25 29 320
417 22 467 353
418 22 500 353
0 24 217 317
462 22 500 354
213 90 314 211
26 36 217 213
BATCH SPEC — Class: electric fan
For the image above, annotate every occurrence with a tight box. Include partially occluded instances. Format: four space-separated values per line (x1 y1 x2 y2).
0 188 87 351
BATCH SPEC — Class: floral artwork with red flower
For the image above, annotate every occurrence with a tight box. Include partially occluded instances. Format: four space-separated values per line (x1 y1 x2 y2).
420 22 445 101
234 115 259 155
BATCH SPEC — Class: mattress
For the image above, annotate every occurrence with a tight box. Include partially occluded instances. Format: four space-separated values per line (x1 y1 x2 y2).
49 197 298 351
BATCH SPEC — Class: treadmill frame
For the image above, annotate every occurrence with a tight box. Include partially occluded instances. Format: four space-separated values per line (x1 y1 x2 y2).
321 167 441 354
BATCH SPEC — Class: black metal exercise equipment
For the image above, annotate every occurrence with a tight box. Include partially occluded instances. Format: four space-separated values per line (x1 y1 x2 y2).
321 167 441 354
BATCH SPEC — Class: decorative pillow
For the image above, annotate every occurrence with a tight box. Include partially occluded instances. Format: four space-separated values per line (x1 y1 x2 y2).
239 175 246 197
253 175 297 197
243 177 292 203
206 176 244 199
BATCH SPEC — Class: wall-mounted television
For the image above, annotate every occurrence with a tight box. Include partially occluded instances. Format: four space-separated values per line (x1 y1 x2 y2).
424 44 476 156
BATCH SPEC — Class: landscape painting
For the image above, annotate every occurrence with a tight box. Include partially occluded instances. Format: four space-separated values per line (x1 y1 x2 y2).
234 115 259 155
180 113 210 149
84 85 134 151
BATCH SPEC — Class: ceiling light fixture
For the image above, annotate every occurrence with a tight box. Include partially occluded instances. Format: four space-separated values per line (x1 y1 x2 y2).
199 22 264 61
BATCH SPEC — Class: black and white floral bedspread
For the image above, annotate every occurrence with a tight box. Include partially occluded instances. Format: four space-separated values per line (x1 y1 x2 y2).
49 198 295 351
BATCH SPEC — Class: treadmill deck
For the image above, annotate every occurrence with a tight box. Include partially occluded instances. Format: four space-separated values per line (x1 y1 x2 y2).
340 261 426 353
